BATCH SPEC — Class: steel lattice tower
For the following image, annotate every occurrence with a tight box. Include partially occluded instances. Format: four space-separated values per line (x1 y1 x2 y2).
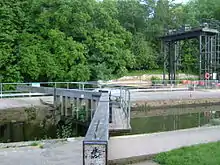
161 19 220 83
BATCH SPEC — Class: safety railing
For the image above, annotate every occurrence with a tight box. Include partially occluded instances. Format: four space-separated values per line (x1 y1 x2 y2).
83 91 109 165
2 79 220 99
142 79 220 91
16 86 101 100
0 82 101 98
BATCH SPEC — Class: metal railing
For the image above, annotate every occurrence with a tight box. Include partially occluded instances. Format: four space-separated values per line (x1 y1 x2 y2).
1 79 220 99
0 82 101 98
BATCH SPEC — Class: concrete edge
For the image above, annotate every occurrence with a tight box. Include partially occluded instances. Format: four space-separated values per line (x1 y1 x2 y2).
0 137 83 149
108 139 220 165
108 154 157 165
110 125 220 140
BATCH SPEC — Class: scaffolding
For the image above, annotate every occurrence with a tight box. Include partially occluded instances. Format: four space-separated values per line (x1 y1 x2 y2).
161 20 220 83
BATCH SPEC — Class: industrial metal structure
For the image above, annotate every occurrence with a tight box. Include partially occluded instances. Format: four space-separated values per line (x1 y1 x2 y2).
161 19 220 83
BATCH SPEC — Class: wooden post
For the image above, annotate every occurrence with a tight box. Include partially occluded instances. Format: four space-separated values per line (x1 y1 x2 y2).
79 98 83 121
72 98 77 117
60 96 64 116
55 95 60 108
76 98 79 120
64 96 68 116
53 88 57 107
90 100 97 120
109 102 112 123
85 99 89 122
65 97 72 116
88 99 92 121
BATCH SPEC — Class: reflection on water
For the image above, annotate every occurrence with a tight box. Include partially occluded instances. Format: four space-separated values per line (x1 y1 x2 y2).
0 121 87 143
130 106 220 135
1 106 220 142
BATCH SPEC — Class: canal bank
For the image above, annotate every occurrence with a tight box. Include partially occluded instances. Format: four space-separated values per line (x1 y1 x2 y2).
1 126 220 165
0 97 88 142
1 90 220 143
132 98 220 110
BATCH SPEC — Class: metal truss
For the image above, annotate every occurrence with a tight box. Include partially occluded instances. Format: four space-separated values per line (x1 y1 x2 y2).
161 20 220 82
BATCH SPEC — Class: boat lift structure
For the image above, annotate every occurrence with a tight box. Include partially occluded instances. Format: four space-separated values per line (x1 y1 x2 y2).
161 19 220 83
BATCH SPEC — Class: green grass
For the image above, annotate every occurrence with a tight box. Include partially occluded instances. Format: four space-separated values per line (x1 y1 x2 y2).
30 142 44 149
154 141 220 165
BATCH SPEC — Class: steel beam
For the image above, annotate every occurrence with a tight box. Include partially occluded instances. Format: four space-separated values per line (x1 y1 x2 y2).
16 86 101 100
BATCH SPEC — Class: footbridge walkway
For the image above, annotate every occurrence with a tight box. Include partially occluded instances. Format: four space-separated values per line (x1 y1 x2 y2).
16 84 131 165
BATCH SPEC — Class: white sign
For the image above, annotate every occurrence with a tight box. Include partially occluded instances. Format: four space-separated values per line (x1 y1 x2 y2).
213 73 217 80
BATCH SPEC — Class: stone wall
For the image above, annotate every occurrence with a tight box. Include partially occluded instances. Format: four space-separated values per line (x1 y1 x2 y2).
0 105 55 126
132 98 220 109
0 105 56 142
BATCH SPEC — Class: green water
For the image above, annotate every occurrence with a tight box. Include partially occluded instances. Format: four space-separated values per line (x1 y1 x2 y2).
0 120 87 143
130 106 220 134
1 106 220 142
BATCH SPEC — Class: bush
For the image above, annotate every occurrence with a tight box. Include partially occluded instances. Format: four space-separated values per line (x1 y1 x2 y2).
151 76 161 85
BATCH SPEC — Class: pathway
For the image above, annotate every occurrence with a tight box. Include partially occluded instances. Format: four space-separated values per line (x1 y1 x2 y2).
108 126 220 164
0 126 220 165
0 96 52 110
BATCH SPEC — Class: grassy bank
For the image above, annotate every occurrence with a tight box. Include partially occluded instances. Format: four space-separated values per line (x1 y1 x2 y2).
154 141 220 165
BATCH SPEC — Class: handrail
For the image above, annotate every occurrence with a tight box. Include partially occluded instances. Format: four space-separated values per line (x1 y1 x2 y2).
16 86 101 100
83 91 109 165
0 81 99 85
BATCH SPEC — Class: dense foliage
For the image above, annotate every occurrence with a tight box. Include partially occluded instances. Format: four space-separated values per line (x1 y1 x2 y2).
1 0 220 82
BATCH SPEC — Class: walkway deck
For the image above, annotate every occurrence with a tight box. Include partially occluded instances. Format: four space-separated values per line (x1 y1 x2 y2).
109 104 131 132
0 126 220 165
